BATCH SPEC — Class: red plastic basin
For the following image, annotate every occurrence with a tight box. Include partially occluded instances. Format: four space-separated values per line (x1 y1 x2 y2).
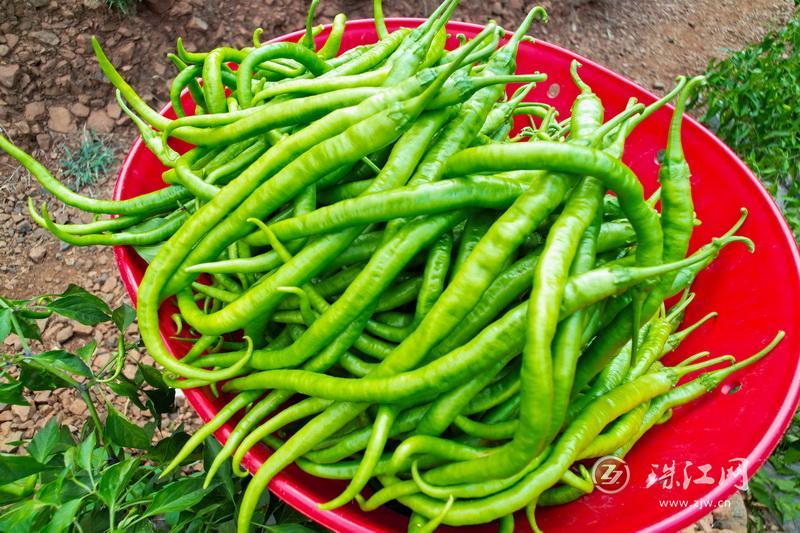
114 18 800 533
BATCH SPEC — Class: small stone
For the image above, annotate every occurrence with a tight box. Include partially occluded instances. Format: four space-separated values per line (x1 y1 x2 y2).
33 391 51 403
73 323 93 335
43 323 62 340
82 0 103 8
117 41 136 64
68 400 87 416
5 34 19 49
70 102 90 118
87 109 114 133
56 326 74 343
36 133 51 151
0 45 9 57
3 431 22 449
30 30 59 46
188 16 209 32
0 410 12 422
144 0 175 14
30 0 48 6
3 334 21 352
101 277 116 294
11 404 30 419
105 101 121 119
696 513 713 532
170 1 192 16
48 106 76 133
28 245 47 263
653 81 665 91
24 101 45 121
0 64 20 89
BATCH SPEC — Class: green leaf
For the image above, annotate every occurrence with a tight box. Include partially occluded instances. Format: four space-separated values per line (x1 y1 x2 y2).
97 456 139 507
264 525 318 533
15 315 41 341
106 377 144 409
75 431 96 474
0 499 47 532
0 308 12 344
104 405 151 450
27 419 74 463
75 339 97 362
36 471 67 505
0 475 37 503
43 499 82 533
47 285 111 326
18 363 67 391
149 431 194 465
34 350 93 378
144 388 175 415
144 476 207 517
0 454 52 484
111 304 136 332
203 436 235 502
0 378 27 406
133 243 162 264
138 364 168 389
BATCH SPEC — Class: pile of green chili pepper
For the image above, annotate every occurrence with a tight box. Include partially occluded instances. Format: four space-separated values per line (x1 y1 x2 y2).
0 0 785 531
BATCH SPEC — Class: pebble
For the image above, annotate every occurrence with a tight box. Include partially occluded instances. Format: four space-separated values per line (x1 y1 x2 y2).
73 323 93 335
188 16 209 32
116 41 136 64
101 276 116 294
0 410 12 422
56 325 74 343
0 45 9 57
87 109 114 133
67 400 87 416
170 2 193 17
5 34 19 49
0 64 20 89
11 404 30 419
33 391 51 403
144 0 175 14
24 100 45 121
28 245 47 263
30 30 60 46
106 101 122 120
17 220 31 235
69 102 91 118
36 133 51 151
48 106 76 133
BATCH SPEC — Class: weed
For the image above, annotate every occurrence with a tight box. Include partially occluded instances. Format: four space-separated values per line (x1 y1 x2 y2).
59 128 116 190
692 13 800 240
105 0 141 15
693 9 800 531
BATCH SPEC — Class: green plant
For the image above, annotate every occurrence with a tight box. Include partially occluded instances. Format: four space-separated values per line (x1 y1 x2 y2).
0 287 321 532
59 129 116 190
692 13 800 239
692 9 800 531
748 412 800 530
105 0 140 15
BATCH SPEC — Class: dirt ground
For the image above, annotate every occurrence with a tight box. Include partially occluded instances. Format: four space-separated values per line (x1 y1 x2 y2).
0 0 794 530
